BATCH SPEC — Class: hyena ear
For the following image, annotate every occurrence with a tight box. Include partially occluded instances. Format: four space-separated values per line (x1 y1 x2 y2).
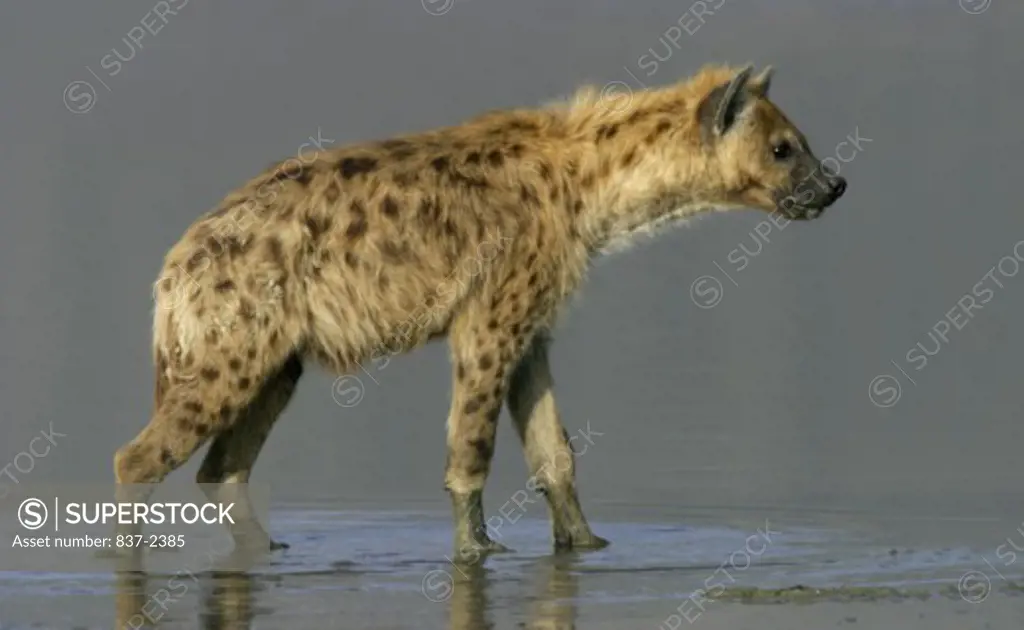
699 65 754 139
749 65 774 97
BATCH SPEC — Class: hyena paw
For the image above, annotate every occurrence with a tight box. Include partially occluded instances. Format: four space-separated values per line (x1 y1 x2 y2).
554 532 610 553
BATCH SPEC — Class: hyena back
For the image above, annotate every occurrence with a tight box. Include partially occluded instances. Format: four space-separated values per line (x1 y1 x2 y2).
114 63 847 560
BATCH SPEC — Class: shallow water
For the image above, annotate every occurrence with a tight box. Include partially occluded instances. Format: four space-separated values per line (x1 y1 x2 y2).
2 504 1023 629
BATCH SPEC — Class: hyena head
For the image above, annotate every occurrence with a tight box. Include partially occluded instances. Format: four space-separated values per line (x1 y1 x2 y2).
697 65 847 220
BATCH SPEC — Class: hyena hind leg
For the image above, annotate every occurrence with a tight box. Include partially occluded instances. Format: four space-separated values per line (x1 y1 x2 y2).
196 354 304 552
108 356 277 555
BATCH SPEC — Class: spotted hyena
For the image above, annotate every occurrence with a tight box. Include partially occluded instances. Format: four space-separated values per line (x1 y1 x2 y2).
112 63 847 562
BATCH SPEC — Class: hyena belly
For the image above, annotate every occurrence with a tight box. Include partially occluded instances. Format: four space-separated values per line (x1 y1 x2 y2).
299 216 484 375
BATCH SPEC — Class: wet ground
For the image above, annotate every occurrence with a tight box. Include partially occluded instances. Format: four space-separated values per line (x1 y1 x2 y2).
2 502 1023 629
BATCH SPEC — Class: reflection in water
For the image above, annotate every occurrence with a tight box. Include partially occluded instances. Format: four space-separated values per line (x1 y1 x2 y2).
448 556 579 630
198 572 256 630
114 568 255 630
113 553 581 630
112 550 262 630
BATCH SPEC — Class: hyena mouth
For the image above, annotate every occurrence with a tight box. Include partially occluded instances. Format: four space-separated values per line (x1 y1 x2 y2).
777 174 847 221
778 202 823 222
779 179 847 221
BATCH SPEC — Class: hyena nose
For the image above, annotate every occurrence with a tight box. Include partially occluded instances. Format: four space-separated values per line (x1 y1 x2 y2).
829 176 847 200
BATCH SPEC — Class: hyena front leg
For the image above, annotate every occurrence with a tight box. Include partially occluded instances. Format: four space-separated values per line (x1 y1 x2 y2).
444 308 537 563
507 332 609 551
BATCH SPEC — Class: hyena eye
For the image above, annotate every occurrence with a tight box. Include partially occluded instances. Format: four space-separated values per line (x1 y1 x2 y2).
772 141 793 160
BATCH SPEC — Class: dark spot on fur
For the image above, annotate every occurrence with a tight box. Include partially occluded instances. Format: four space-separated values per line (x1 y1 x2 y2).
200 367 220 382
344 251 359 268
176 417 194 432
509 144 525 157
457 362 466 381
185 250 210 273
218 404 233 422
491 384 503 401
487 318 498 331
214 279 235 293
596 123 619 141
273 162 314 186
238 377 251 390
450 171 490 190
239 298 255 321
418 197 440 223
380 140 417 160
468 438 493 461
520 184 539 206
463 398 482 415
305 216 333 241
266 237 286 268
379 273 390 290
269 331 280 347
486 150 504 167
473 392 490 410
160 448 175 465
510 323 521 336
346 200 368 239
466 151 481 165
656 119 672 134
381 195 400 218
627 110 645 124
528 272 539 287
506 120 538 132
381 241 411 264
338 156 378 179
247 347 257 359
431 156 450 172
195 423 209 437
393 171 418 187
184 401 204 413
621 148 638 168
478 354 494 371
581 173 595 189
205 236 226 257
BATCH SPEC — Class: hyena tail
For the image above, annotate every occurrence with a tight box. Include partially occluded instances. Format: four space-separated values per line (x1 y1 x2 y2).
153 350 171 411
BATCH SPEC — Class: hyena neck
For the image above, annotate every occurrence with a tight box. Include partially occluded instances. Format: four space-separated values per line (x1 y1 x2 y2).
555 91 739 257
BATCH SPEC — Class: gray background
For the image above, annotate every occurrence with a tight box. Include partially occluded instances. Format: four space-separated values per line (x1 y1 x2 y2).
1 0 1021 536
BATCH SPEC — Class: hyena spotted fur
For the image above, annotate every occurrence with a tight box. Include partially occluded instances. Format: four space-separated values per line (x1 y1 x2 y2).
113 63 847 561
